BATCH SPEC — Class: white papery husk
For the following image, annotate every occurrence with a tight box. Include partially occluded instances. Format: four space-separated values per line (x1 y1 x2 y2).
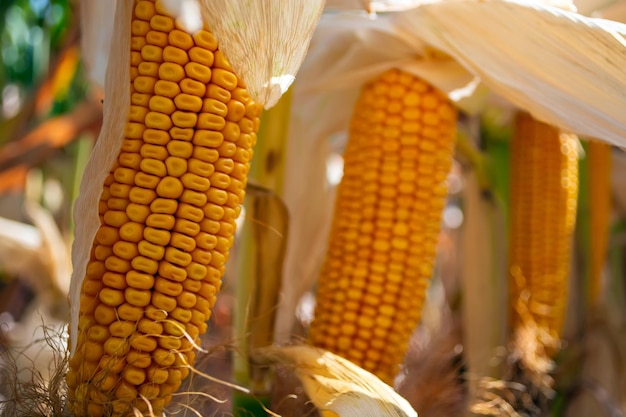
256 345 418 417
394 0 626 146
80 0 117 90
199 0 326 108
69 0 132 354
80 0 325 109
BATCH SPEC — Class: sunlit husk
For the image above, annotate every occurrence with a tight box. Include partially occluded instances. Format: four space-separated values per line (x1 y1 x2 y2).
199 0 326 108
255 345 418 417
80 0 118 89
69 0 132 353
394 0 626 146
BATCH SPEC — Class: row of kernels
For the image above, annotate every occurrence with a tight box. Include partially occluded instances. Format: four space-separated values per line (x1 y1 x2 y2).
310 70 456 383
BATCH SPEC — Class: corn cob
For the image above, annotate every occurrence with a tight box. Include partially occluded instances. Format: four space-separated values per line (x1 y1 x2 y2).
308 68 457 384
65 1 261 415
587 140 612 307
509 113 578 345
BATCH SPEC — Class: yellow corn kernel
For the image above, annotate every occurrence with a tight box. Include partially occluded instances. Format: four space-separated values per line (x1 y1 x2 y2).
308 69 456 384
193 146 220 163
155 276 183 296
117 303 144 321
131 256 159 275
126 203 151 223
179 78 206 97
156 176 184 199
168 29 193 50
158 261 187 282
127 350 152 368
154 79 181 98
159 61 186 82
182 278 202 293
165 156 188 177
102 272 126 290
185 62 211 83
152 292 177 312
153 348 176 367
149 95 176 115
143 128 170 145
175 218 201 236
109 321 136 339
180 172 210 192
143 227 171 245
132 19 150 36
125 287 152 307
142 43 163 62
203 96 229 115
103 337 130 357
163 46 188 65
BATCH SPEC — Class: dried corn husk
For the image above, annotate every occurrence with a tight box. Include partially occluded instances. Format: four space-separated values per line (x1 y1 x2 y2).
199 0 325 108
394 0 626 146
80 0 116 90
69 0 132 353
255 345 418 417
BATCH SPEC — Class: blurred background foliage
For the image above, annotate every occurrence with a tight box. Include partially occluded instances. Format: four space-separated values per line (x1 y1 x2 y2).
0 0 76 120
0 0 93 315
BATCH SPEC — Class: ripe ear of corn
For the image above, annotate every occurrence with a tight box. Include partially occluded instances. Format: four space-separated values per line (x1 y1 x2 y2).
509 113 578 350
308 68 457 384
65 1 262 415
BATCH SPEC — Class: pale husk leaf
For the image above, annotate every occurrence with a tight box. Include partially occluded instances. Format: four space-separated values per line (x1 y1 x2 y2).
394 0 626 147
199 0 326 109
68 1 132 353
79 0 117 89
255 345 418 417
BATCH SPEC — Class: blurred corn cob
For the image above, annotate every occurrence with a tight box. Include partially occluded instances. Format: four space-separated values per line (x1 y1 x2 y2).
509 112 579 364
308 68 457 384
65 1 262 415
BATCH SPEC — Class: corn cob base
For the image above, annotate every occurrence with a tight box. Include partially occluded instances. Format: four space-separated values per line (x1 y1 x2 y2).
65 1 261 416
308 68 457 384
